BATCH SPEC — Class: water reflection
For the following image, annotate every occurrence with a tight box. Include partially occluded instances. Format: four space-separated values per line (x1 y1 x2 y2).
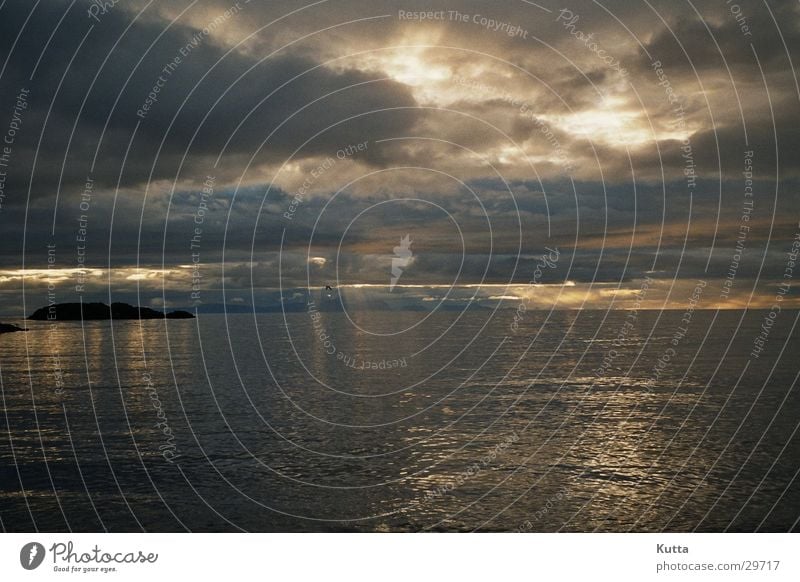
0 310 798 531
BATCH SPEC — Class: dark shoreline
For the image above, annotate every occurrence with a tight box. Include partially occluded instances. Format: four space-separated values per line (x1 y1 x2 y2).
27 302 194 321
0 323 27 334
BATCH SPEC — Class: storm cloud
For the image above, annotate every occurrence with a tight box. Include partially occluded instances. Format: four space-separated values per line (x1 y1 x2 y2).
0 0 798 314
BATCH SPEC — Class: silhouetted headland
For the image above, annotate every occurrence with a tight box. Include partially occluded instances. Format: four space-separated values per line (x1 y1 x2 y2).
28 302 195 321
0 323 27 334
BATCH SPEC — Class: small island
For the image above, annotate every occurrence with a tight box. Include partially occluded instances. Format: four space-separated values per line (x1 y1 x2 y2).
0 323 27 334
28 302 195 321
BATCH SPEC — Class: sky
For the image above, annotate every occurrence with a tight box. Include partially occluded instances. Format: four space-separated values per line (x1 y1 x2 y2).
0 0 798 315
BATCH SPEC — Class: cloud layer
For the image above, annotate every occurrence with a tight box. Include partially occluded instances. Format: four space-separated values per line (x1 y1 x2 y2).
0 0 798 314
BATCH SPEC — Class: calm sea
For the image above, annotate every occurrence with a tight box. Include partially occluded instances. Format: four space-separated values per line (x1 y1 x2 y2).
1 309 798 532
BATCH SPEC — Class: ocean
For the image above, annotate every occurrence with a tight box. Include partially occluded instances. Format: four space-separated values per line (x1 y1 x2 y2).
1 309 798 532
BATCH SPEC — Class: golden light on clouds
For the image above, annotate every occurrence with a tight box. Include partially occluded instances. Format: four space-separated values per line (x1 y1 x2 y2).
376 48 451 88
0 268 103 283
125 269 174 281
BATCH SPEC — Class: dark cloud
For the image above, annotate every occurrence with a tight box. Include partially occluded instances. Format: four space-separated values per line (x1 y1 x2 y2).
0 0 420 199
0 0 798 313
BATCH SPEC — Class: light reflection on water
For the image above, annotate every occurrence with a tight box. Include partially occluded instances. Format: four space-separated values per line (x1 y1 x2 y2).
0 310 798 531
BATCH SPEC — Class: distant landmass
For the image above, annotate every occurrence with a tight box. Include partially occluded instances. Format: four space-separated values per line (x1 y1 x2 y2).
28 302 195 321
0 323 27 334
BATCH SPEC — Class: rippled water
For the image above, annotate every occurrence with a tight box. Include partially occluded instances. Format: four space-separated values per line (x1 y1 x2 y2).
1 309 798 531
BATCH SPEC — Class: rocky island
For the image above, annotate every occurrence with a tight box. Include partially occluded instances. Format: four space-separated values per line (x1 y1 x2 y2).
28 302 195 321
0 323 27 334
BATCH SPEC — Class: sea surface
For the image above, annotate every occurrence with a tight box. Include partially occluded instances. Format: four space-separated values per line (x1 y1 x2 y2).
1 309 798 532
